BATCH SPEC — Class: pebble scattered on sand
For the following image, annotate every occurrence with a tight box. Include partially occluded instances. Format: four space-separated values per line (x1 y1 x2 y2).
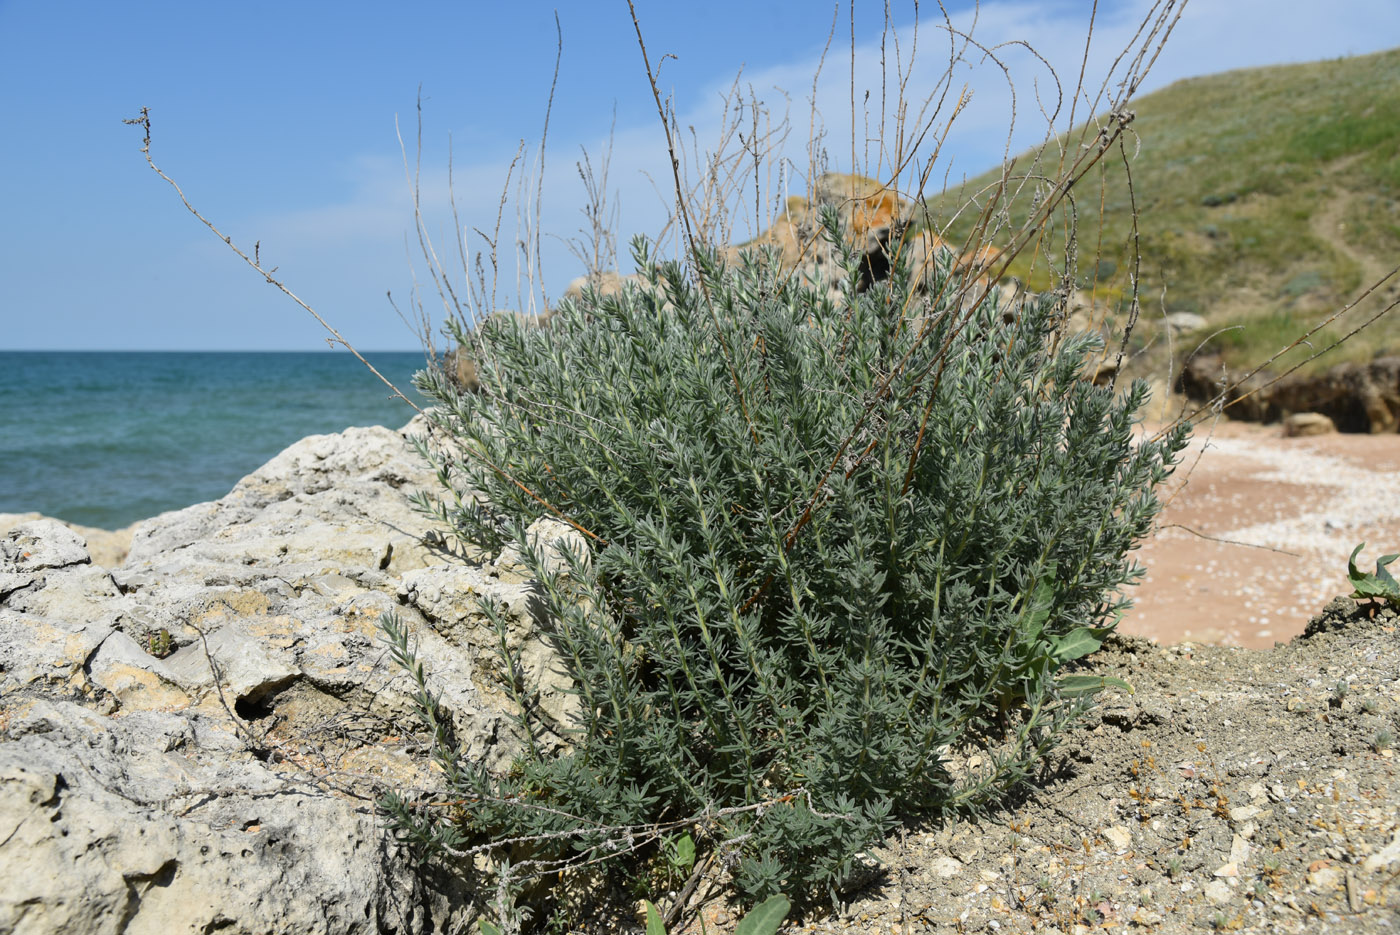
1126 423 1400 647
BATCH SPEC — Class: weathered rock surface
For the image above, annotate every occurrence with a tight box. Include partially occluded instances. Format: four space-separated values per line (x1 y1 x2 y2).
0 416 582 934
0 699 468 935
561 269 631 307
0 513 137 568
1268 356 1400 433
734 173 908 287
1178 352 1400 432
1176 352 1279 423
1282 410 1337 437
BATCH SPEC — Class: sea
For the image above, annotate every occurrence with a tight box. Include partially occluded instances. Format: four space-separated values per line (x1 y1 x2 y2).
1 351 431 530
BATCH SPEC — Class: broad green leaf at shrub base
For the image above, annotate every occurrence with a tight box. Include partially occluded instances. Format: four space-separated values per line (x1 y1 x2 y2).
1349 542 1400 603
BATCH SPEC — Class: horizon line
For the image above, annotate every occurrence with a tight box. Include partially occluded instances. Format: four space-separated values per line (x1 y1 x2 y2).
1 347 432 354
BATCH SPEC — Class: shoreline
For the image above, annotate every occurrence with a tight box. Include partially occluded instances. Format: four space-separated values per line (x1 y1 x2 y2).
13 413 1400 651
0 351 427 531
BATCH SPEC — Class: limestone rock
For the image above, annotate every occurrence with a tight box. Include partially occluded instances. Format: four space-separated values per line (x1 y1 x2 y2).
398 561 580 743
0 513 135 569
1 521 127 697
1 518 90 571
731 172 911 293
1203 879 1234 904
0 610 112 696
928 856 965 879
85 629 192 711
1268 356 1400 433
1178 353 1400 433
1175 353 1278 423
0 417 586 931
1104 825 1133 851
2 547 132 633
158 626 295 706
124 424 441 573
562 270 632 305
1165 311 1206 335
0 699 470 935
493 516 593 580
442 343 479 391
1362 828 1400 872
1282 411 1336 437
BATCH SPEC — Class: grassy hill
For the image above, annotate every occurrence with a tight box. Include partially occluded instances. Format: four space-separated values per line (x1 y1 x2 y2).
920 47 1400 380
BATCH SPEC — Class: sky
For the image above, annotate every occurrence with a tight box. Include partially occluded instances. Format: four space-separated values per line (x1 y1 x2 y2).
2 0 1398 351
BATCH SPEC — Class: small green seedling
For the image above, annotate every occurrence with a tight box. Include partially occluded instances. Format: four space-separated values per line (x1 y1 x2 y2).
1347 543 1400 606
665 832 696 879
147 628 174 659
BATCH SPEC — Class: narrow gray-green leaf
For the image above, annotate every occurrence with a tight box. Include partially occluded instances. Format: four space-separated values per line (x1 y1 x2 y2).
1057 673 1134 698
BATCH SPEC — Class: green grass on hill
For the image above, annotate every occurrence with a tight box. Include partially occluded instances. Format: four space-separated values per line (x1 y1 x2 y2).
920 47 1400 380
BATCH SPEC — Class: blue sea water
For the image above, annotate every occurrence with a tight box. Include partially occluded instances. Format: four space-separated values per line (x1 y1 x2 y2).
1 351 430 529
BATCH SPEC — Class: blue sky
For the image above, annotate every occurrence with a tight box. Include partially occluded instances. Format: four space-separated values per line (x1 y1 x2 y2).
3 1 1398 351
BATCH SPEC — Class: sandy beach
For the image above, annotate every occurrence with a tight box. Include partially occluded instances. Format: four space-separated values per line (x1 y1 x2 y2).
1124 417 1400 647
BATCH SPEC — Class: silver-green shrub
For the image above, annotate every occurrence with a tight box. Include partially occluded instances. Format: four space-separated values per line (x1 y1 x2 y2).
389 212 1188 906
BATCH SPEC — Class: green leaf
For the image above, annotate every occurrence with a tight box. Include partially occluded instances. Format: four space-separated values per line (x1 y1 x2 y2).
673 832 696 871
1057 674 1134 698
734 894 792 935
1348 542 1400 601
1020 578 1055 639
1051 626 1114 664
1028 584 1054 623
645 900 668 935
479 923 502 935
1348 542 1368 582
1374 553 1400 594
1352 577 1390 599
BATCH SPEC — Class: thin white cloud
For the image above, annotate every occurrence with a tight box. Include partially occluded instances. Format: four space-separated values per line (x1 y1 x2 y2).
250 0 1400 317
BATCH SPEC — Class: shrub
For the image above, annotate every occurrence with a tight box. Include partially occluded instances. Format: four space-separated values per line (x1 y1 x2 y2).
390 212 1188 909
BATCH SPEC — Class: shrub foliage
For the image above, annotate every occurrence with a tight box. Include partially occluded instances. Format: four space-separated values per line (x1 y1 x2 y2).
393 214 1188 905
